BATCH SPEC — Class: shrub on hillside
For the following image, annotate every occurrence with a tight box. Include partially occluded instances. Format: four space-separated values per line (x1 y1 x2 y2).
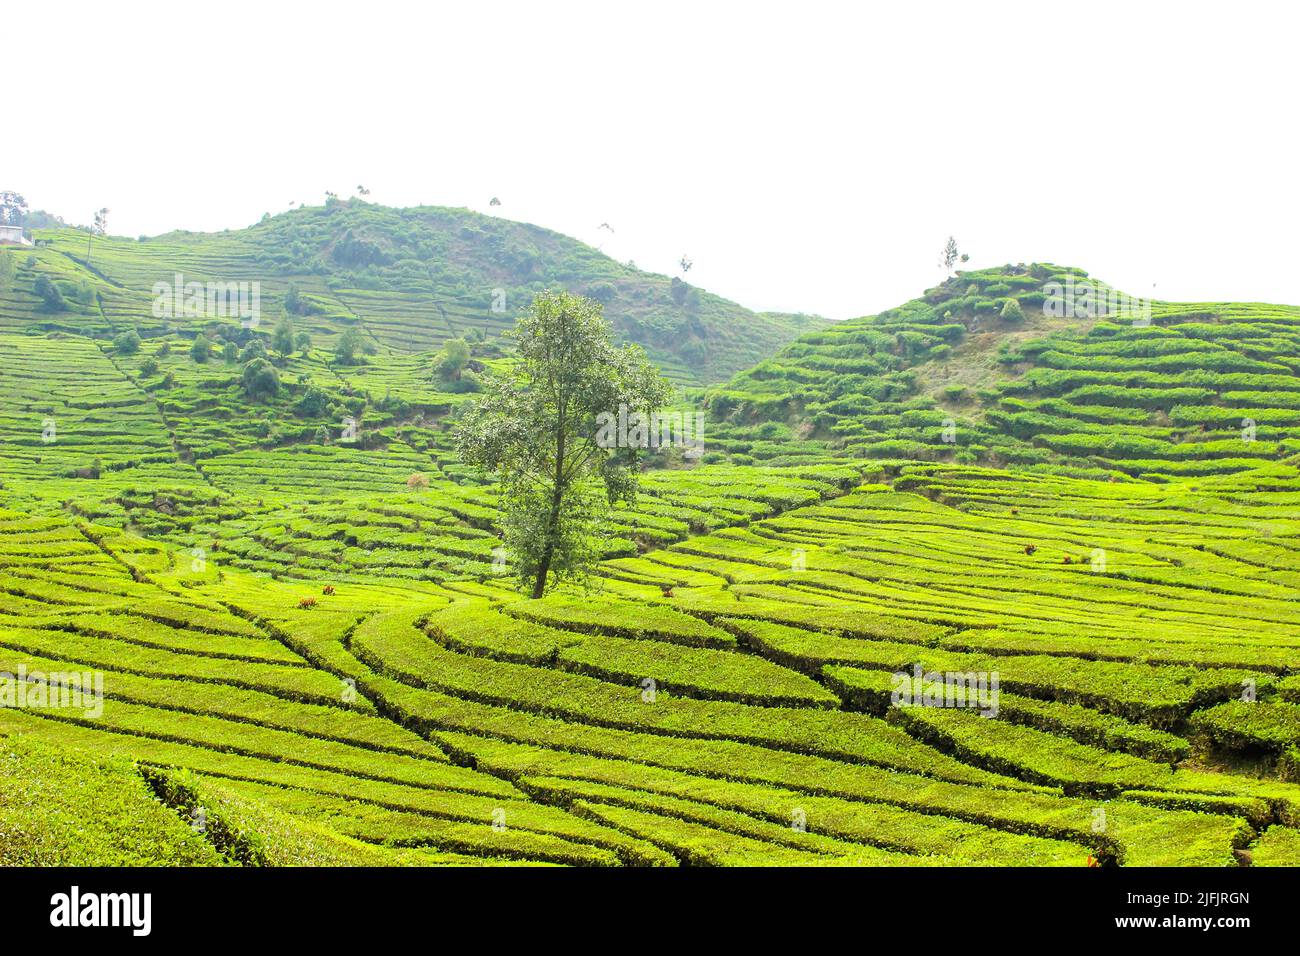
942 384 969 402
241 358 280 399
434 338 470 382
295 386 331 417
239 336 267 363
271 315 295 356
113 329 142 354
34 274 65 312
334 327 366 366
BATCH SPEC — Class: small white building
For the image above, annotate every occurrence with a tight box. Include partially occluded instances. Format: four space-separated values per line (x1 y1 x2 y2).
0 225 32 246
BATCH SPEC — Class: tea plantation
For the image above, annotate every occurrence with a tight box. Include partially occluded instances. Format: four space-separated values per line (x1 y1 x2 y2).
1 214 1298 867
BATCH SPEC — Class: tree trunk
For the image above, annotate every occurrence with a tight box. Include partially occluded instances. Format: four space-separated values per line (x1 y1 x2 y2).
530 544 553 599
530 478 566 598
531 461 566 599
532 396 567 599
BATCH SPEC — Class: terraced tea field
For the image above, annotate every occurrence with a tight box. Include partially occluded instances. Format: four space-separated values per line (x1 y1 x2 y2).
703 265 1300 476
2 221 1299 868
3 456 1299 866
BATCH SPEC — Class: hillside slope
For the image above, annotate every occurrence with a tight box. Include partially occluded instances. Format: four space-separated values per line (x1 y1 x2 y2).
2 462 1299 867
0 202 827 386
702 264 1300 478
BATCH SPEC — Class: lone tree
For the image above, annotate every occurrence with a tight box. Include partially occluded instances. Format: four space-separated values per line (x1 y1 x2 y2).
455 290 672 598
87 208 109 266
434 337 470 382
940 236 960 276
271 313 295 359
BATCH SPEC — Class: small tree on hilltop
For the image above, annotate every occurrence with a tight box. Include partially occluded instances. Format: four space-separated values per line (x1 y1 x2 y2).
941 236 960 276
87 208 109 266
1001 297 1025 323
455 290 672 598
0 191 28 227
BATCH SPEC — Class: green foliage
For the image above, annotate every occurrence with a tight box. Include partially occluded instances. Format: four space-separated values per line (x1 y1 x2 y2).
239 336 267 363
34 273 66 312
334 326 365 366
241 357 281 399
1 227 1298 869
0 737 223 866
435 338 471 381
1191 701 1300 755
113 329 142 354
456 291 673 597
295 385 331 417
271 313 295 356
190 334 212 363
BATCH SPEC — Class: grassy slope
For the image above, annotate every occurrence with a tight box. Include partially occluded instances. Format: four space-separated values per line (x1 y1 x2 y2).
1 201 827 387
0 734 225 866
701 263 1300 477
0 458 1297 866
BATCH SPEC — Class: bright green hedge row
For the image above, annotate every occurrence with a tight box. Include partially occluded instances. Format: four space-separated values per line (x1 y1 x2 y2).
884 705 1178 795
0 625 358 708
0 735 224 866
1191 701 1300 755
434 727 1248 866
1251 825 1300 866
353 610 1001 782
503 593 736 648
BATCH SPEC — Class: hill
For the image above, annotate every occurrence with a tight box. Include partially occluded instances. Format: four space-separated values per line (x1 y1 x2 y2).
702 264 1300 478
0 200 827 386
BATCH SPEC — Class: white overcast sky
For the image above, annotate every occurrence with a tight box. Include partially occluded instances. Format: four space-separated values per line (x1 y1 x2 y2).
7 0 1298 319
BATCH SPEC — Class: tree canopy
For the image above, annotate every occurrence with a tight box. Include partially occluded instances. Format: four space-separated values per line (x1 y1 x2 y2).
455 290 672 598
